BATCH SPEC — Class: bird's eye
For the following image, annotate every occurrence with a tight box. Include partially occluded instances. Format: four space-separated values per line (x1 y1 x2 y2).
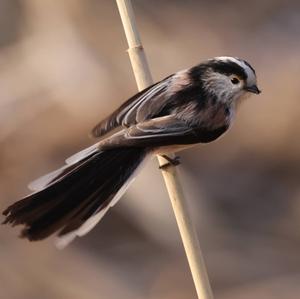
231 77 240 84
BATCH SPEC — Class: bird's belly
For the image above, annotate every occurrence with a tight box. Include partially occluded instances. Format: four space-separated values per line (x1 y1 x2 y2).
152 124 229 155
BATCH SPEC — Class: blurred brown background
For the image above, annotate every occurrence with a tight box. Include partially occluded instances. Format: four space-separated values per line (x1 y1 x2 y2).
1 0 300 298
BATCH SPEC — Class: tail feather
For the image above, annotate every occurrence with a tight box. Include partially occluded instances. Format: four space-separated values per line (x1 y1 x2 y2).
28 163 78 192
28 144 99 192
3 147 147 244
65 143 100 165
57 162 141 245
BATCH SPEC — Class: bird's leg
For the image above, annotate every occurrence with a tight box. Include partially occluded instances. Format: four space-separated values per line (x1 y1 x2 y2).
159 155 181 169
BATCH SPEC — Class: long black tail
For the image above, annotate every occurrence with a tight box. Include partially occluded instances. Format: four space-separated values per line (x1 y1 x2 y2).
3 147 147 244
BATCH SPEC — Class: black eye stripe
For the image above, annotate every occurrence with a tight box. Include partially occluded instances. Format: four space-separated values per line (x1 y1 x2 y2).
188 58 256 86
209 61 248 80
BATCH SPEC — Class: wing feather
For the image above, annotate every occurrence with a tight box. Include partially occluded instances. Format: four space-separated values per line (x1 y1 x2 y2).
91 75 174 138
99 115 198 149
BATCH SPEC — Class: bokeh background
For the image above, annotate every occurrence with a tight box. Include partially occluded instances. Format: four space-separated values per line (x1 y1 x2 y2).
1 0 300 298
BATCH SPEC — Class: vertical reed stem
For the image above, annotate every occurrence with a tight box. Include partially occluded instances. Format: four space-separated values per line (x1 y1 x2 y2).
116 1 213 298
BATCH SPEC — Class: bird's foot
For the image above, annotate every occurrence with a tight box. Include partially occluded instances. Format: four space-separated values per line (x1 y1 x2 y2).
159 155 181 169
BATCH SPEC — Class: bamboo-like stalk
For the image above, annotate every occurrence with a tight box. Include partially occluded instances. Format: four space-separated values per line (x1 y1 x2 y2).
115 1 214 298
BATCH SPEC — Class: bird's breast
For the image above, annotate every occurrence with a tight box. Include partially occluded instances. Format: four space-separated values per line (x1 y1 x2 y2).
192 102 233 129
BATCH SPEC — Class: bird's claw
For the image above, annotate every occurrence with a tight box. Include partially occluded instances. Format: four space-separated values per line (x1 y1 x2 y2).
159 155 181 169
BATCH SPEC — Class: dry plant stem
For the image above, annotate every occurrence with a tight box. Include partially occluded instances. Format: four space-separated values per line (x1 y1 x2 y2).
116 1 213 298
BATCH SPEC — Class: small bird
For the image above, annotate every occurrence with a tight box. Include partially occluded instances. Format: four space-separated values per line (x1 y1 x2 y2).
2 56 261 247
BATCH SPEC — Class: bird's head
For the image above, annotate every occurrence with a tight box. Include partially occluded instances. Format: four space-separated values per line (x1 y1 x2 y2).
199 56 261 105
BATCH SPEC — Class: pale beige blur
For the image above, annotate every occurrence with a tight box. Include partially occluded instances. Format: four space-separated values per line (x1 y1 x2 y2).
1 1 300 299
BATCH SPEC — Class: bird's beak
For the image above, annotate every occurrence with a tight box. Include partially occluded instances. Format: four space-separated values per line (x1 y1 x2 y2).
245 85 261 94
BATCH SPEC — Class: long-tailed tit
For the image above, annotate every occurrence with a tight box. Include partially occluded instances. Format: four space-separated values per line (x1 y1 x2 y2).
3 56 261 247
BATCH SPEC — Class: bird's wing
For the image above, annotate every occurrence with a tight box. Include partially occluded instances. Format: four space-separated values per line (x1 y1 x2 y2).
91 78 171 138
99 115 200 149
91 72 190 138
